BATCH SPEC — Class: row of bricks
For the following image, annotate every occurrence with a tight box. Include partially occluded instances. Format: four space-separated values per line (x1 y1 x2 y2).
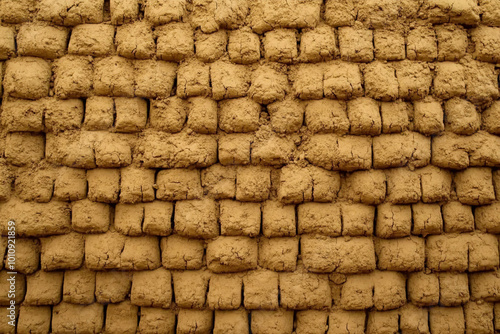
2 20 500 65
3 56 500 104
4 302 497 334
3 96 500 137
0 229 497 273
3 129 500 172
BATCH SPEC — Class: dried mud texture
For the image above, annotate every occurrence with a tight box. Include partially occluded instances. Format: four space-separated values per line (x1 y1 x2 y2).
1 0 500 333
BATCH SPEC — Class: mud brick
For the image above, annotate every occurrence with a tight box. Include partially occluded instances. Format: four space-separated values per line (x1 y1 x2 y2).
323 61 363 100
94 56 135 97
339 274 374 310
25 271 62 305
408 272 439 306
0 271 24 305
380 101 411 133
433 62 466 99
406 26 437 61
464 301 494 334
63 267 95 304
373 132 431 169
104 301 138 334
220 200 260 237
426 234 469 271
465 60 499 103
242 270 278 310
364 62 398 101
428 0 479 23
120 167 155 203
412 203 443 236
342 170 386 205
214 309 249 334
429 307 465 333
4 57 50 100
480 0 500 25
413 99 444 135
85 231 126 270
372 271 406 311
52 303 104 333
156 23 193 61
134 60 177 98
399 304 429 333
346 98 381 135
69 24 114 57
156 169 202 201
44 99 84 132
455 167 495 205
435 24 468 61
210 61 250 100
46 132 95 169
15 168 54 203
470 270 500 301
251 135 295 166
280 270 331 310
149 97 188 132
263 29 297 63
261 201 296 237
250 309 293 334
195 30 227 63
375 237 425 271
207 236 258 273
278 165 335 203
0 0 32 23
442 201 474 233
395 61 432 100
374 30 405 61
259 237 298 272
161 235 205 270
444 98 480 135
72 199 111 233
138 308 176 334
291 64 323 100
418 165 452 203
53 167 87 201
144 0 185 25
469 233 499 271
17 306 51 334
249 65 289 104
299 25 337 62
40 232 84 271
191 0 247 32
1 99 44 132
475 202 500 233
471 26 500 63
341 203 375 236
131 268 171 308
207 273 242 310
114 98 147 132
236 166 271 202
114 203 143 236
328 310 366 334
37 0 104 25
187 97 218 134
95 271 132 303
439 273 469 306
304 99 348 134
87 169 120 203
219 134 252 165
110 0 138 24
228 28 260 64
177 309 213 334
298 203 341 236
83 96 114 130
174 270 210 308
338 27 373 62
0 27 15 59
174 199 218 239
375 203 412 238
385 168 421 204
201 164 237 199
468 131 500 167
431 133 468 169
121 236 161 270
16 239 40 274
483 101 500 135
143 201 173 236
292 311 326 334
366 310 399 334
116 22 154 59
17 23 68 59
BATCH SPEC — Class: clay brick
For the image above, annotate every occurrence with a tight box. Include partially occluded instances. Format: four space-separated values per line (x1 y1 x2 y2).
190 0 246 32
251 135 295 166
433 62 466 99
140 134 209 167
174 199 218 239
373 132 430 169
144 0 185 25
131 267 171 308
71 199 111 233
37 0 104 25
291 64 323 100
339 274 373 310
227 28 260 64
207 273 242 309
465 301 494 334
174 270 210 308
427 234 469 271
83 96 114 130
110 0 138 25
53 167 87 201
44 99 84 132
431 133 468 169
299 24 337 62
4 57 50 100
243 270 279 310
157 23 193 62
51 303 104 334
439 272 469 306
236 166 271 202
469 233 499 271
375 203 412 238
177 309 213 334
380 101 411 134
134 60 177 98
251 309 294 334
94 56 135 97
17 306 51 334
104 301 138 334
395 61 432 100
356 1 407 28
46 132 95 168
304 100 348 134
219 134 252 165
470 270 500 301
366 310 399 334
95 271 131 303
323 61 363 100
142 201 173 236
465 60 499 103
413 99 444 135
400 304 430 333
442 201 474 233
435 24 468 61
268 99 304 134
341 203 374 236
298 203 341 236
0 0 32 23
85 231 126 270
374 30 405 61
406 26 437 61
187 97 218 134
15 168 54 203
149 97 188 132
40 232 84 270
87 169 120 203
195 30 227 63
412 203 443 236
114 203 143 236
408 271 439 306
15 239 40 274
429 307 465 334
220 200 260 237
475 202 500 233
0 27 15 59
455 167 495 205
483 101 500 135
294 310 327 334
328 310 366 334
210 62 250 100
338 27 373 62
121 236 161 270
376 236 425 271
25 271 62 305
0 271 24 305
471 26 500 63
156 169 202 201
201 164 237 199
114 97 147 132
444 98 480 135
207 236 258 273
418 165 452 203
161 235 204 270
138 308 175 334
17 23 68 59
280 270 331 310
261 200 296 237
259 237 298 272
1 99 44 132
214 309 249 334
94 134 132 168
263 29 297 63
468 131 500 167
63 268 95 304
176 60 211 98
346 98 381 135
0 165 12 202
364 62 398 101
372 271 406 311
120 167 155 203
116 22 155 59
427 0 479 24
249 65 289 104
69 24 114 56
385 168 421 204
342 170 386 205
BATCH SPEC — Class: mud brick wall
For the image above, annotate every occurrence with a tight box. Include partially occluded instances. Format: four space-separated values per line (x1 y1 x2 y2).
1 0 500 333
